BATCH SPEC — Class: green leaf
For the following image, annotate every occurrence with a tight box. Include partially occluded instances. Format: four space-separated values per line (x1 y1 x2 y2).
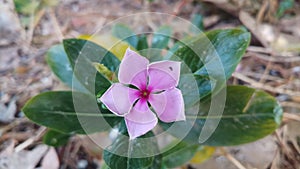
190 14 204 32
43 129 71 147
168 29 251 99
112 24 138 48
151 26 172 49
194 29 250 78
189 146 215 164
162 141 199 168
137 35 149 56
46 44 87 92
147 154 163 169
41 0 59 7
22 91 122 134
103 131 161 169
14 0 40 14
137 35 149 51
276 0 294 18
63 39 120 95
101 163 111 169
162 85 283 146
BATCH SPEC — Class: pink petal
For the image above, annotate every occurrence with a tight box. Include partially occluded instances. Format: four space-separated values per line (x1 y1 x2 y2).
148 61 181 91
130 69 147 90
118 48 149 88
149 88 185 123
125 107 158 139
134 98 149 112
100 83 136 116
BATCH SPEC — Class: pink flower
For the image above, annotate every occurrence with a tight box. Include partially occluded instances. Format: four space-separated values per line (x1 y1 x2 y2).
100 48 185 139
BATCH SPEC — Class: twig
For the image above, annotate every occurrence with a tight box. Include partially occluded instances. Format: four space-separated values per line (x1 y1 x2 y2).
14 126 46 152
274 127 299 162
232 72 300 96
281 102 300 110
48 8 64 42
242 71 285 83
201 0 239 17
256 0 268 23
173 0 189 16
247 46 273 54
0 118 29 134
220 147 247 169
259 58 272 83
25 8 46 51
246 52 300 63
283 112 300 122
239 11 269 47
167 0 190 23
0 132 32 142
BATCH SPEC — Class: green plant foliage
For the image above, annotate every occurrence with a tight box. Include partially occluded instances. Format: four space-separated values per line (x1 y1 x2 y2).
22 91 122 134
161 85 283 146
151 26 172 49
43 129 71 147
168 29 251 99
137 35 149 56
46 44 87 91
189 146 215 164
191 14 204 32
112 24 139 48
63 39 120 95
103 131 161 169
276 0 294 18
21 22 284 169
162 141 199 168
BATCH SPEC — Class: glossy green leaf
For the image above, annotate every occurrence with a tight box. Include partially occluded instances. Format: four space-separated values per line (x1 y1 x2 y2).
22 91 122 134
112 24 138 48
276 0 294 18
168 29 250 99
162 141 199 168
46 44 87 92
137 35 149 56
137 35 149 50
14 0 39 14
147 154 163 169
194 29 250 78
101 163 111 169
103 131 161 169
191 14 204 32
43 129 71 147
63 39 120 95
162 85 283 146
189 146 215 164
151 26 172 49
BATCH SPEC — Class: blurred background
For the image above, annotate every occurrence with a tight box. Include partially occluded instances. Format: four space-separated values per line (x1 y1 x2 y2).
0 0 300 168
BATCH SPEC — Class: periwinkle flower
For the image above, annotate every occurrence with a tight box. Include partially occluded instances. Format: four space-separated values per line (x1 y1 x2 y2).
100 48 185 139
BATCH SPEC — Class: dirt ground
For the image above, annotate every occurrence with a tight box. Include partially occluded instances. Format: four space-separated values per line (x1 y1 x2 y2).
1 0 300 168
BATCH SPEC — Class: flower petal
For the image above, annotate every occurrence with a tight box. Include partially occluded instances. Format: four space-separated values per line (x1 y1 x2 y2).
134 98 149 112
131 69 147 90
100 83 136 116
148 61 181 91
125 107 158 139
118 48 149 88
149 88 185 122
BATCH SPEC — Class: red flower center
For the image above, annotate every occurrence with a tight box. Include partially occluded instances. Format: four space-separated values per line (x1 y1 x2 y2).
139 89 150 99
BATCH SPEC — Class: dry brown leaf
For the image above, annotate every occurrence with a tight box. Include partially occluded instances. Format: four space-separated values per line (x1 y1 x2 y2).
0 99 16 123
193 136 277 169
41 147 59 169
239 11 274 47
0 140 16 157
283 121 300 154
0 0 24 46
0 145 48 169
